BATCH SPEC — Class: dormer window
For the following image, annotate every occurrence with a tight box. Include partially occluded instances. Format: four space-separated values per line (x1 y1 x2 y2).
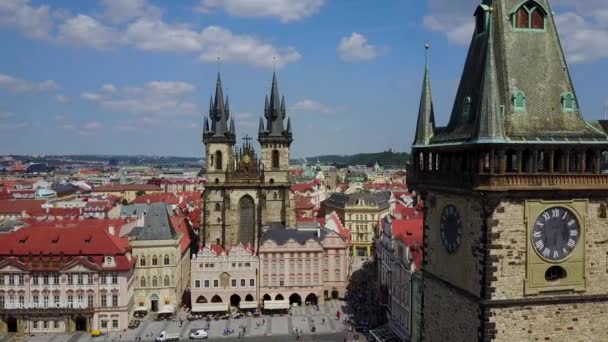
512 90 526 111
512 1 546 30
463 97 472 122
561 92 575 112
474 5 489 35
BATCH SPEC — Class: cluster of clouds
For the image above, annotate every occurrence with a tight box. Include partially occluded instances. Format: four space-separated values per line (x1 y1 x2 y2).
423 0 608 64
0 0 384 68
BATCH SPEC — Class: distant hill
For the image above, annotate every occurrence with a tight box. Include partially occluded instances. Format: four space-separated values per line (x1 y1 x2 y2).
302 151 410 167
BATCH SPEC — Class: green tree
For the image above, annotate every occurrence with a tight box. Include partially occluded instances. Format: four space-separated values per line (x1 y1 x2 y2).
135 190 146 197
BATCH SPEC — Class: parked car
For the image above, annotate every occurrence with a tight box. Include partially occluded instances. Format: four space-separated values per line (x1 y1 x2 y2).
189 329 208 340
91 330 102 337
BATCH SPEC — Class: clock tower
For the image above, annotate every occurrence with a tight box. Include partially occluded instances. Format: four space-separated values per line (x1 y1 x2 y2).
409 1 608 341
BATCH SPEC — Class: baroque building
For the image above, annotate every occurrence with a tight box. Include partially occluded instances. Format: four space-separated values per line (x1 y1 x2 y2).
202 73 295 249
408 1 608 341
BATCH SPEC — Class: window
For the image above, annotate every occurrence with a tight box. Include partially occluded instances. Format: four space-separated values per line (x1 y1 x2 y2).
164 255 170 265
112 294 118 307
77 294 84 306
54 295 59 305
513 1 546 30
18 274 24 286
33 294 39 305
54 321 60 329
140 277 146 287
204 280 210 288
67 295 73 306
513 90 526 111
195 280 200 288
88 295 94 307
213 280 219 288
249 279 255 287
101 275 107 285
86 274 93 285
232 279 237 287
43 321 48 329
43 295 49 307
271 150 280 169
67 274 73 285
140 256 146 266
33 274 39 285
335 269 341 279
0 275 3 285
33 320 39 329
101 320 107 328
561 92 575 112
112 320 119 328
0 296 4 308
215 151 223 170
101 295 107 307
462 97 472 122
164 276 170 287
112 274 118 284
152 256 158 266
215 203 221 211
77 274 83 285
240 279 246 287
152 276 158 287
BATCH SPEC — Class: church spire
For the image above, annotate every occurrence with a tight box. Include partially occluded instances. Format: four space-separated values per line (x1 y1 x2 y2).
475 9 504 142
413 44 436 146
259 71 292 144
203 72 235 144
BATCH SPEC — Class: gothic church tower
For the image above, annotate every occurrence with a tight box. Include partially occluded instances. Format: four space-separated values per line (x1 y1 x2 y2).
409 1 608 341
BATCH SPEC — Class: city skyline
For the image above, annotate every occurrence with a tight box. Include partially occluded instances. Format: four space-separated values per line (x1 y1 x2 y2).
0 0 606 158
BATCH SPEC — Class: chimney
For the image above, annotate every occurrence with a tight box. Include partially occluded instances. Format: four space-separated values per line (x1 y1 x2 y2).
108 225 115 236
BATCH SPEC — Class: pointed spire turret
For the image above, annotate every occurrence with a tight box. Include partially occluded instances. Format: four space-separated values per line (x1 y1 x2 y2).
229 118 235 135
203 72 235 144
203 117 209 132
258 117 265 134
286 117 292 133
413 44 436 146
259 71 292 144
475 10 504 142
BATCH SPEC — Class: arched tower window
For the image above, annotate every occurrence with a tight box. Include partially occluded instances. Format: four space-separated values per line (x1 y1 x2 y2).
164 255 170 265
512 90 526 111
164 276 170 286
214 203 221 211
152 256 158 266
462 97 472 122
140 256 146 267
140 277 146 287
215 150 223 170
152 276 157 287
238 195 255 246
272 150 280 169
512 1 546 30
561 92 575 112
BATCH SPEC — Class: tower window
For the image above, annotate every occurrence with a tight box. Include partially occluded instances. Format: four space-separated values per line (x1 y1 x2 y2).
462 97 472 122
512 90 526 111
561 92 575 112
271 150 280 169
512 1 546 30
545 266 567 282
214 203 221 211
215 151 223 170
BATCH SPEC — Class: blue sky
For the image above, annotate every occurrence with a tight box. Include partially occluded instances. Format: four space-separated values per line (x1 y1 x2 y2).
0 0 607 158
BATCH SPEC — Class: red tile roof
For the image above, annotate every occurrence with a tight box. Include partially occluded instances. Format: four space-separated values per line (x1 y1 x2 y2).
170 215 192 254
391 216 423 269
0 199 46 215
0 225 135 271
132 193 180 205
296 197 315 210
93 184 162 192
0 188 12 200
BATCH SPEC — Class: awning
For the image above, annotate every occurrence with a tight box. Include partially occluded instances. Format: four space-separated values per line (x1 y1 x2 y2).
263 300 290 310
134 307 148 312
157 304 176 315
191 304 229 313
239 302 258 309
369 324 406 342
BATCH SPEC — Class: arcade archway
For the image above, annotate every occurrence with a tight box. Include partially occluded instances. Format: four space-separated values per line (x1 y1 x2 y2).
75 316 87 331
7 316 17 333
305 293 318 305
230 294 241 307
289 293 302 306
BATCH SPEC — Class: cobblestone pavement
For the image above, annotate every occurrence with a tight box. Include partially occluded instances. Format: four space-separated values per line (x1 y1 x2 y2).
2 300 366 342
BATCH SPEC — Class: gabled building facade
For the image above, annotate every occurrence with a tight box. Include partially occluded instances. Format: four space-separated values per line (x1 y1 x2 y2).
408 1 608 340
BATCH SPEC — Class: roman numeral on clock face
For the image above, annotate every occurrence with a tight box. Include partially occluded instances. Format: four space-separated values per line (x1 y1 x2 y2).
535 240 544 250
542 248 551 257
567 239 576 248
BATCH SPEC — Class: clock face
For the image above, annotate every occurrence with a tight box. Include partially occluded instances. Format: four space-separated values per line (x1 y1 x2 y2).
242 154 251 164
440 205 462 254
532 207 580 262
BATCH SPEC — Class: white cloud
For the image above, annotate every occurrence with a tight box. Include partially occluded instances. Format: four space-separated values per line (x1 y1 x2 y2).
124 18 204 52
292 99 338 115
197 0 326 23
0 122 29 130
337 33 379 62
55 95 69 103
100 0 162 24
101 84 117 93
198 26 301 68
0 73 59 93
0 0 54 40
83 121 102 130
82 81 198 116
58 14 121 49
54 114 65 121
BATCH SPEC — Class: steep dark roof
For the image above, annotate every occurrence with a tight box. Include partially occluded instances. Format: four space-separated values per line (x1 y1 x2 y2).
260 225 338 246
323 192 390 211
258 72 293 144
422 0 608 145
131 203 177 241
413 45 436 146
203 72 236 144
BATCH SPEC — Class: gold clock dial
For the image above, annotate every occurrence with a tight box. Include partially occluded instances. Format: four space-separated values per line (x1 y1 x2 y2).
242 154 251 164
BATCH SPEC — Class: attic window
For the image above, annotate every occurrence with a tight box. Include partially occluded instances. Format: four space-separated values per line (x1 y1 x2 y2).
51 237 59 244
512 1 546 30
18 236 28 244
561 92 575 112
512 90 526 111
463 97 472 122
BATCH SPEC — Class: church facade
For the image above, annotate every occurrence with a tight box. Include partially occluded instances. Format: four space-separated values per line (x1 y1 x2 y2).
409 0 608 341
201 73 295 249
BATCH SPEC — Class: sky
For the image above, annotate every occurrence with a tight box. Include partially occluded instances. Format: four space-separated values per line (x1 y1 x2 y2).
0 0 607 158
